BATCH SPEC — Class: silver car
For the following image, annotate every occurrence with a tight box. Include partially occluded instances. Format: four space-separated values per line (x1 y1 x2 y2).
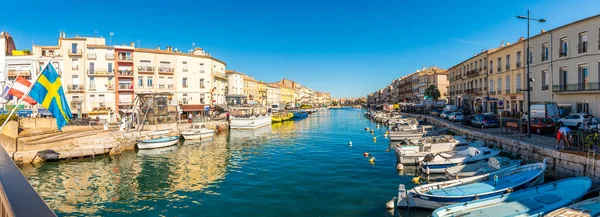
448 112 464 122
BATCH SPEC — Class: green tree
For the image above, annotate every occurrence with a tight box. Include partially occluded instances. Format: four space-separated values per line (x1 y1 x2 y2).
425 85 441 101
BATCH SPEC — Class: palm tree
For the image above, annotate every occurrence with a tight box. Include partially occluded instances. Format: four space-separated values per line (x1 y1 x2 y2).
425 85 441 101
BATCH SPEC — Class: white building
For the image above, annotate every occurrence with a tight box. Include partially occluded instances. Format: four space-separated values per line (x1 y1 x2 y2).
226 70 245 104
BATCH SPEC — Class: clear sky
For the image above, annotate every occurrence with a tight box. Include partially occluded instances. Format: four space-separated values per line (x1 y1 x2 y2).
2 0 599 98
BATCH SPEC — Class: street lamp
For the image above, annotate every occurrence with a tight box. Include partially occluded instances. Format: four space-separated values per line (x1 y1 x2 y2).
517 10 545 138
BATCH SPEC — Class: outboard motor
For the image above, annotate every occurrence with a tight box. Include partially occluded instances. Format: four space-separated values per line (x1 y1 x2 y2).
422 153 435 162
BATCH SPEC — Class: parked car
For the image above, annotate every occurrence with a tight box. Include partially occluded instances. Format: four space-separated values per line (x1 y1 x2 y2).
558 113 592 128
529 117 556 134
430 109 443 117
448 112 464 122
460 108 471 116
521 103 560 123
440 111 453 119
461 115 473 125
471 113 500 129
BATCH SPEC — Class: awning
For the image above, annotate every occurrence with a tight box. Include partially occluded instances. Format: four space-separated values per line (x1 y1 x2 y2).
215 104 228 110
38 108 52 116
16 109 32 117
179 104 206 112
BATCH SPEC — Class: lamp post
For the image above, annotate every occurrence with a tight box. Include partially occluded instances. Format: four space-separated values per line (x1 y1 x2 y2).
517 10 546 138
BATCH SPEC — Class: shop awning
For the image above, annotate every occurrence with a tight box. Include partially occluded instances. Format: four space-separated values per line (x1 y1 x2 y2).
215 104 229 110
38 108 52 116
179 104 206 112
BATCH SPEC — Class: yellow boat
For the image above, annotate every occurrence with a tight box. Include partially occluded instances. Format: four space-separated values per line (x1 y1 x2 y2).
281 112 294 121
272 113 283 123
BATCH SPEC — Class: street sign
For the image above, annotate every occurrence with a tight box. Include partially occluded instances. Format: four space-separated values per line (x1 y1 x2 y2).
498 100 504 107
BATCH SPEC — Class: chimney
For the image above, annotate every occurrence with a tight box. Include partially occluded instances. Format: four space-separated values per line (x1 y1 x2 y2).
156 46 160 50
167 46 172 52
519 37 525 42
130 42 135 47
541 29 546 33
506 42 511 46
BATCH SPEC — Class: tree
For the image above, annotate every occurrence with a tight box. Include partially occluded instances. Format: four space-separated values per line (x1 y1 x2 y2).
425 85 441 101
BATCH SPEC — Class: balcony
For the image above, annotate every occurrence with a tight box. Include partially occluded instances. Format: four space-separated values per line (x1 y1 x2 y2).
159 67 174 73
168 84 174 89
516 87 523 92
542 85 549 91
559 50 567 57
138 66 154 73
496 90 502 94
578 42 588 54
118 100 133 105
158 84 165 88
118 84 134 91
118 70 134 77
553 82 600 93
497 67 501 73
7 69 31 77
67 84 84 92
117 55 132 62
87 52 97 59
506 65 510 70
466 70 479 77
88 69 114 76
516 62 522 68
89 84 96 90
489 90 496 95
68 49 83 56
541 54 548 61
106 53 115 60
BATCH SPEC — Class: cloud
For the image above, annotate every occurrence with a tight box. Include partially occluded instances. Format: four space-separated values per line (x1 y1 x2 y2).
451 38 487 46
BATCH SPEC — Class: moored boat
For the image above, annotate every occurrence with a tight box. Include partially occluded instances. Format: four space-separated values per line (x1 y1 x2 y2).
181 123 215 140
136 136 180 150
229 106 272 129
432 177 592 217
398 160 547 210
545 194 600 217
420 146 500 174
444 156 522 180
395 135 474 165
291 110 309 119
272 113 283 123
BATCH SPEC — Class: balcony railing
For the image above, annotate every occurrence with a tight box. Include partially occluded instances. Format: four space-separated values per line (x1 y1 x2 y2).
489 90 496 95
106 54 115 60
67 84 84 91
117 55 132 62
118 84 134 90
88 69 114 76
506 65 510 70
159 84 165 88
516 87 522 92
182 68 188 72
553 82 600 92
159 67 174 73
7 70 31 77
68 49 83 55
516 62 522 68
118 70 134 76
489 68 493 73
559 50 567 57
87 53 97 59
497 67 501 72
466 70 479 77
578 42 588 53
541 54 548 61
542 85 549 91
138 66 154 72
497 90 502 94
168 84 174 89
118 100 133 105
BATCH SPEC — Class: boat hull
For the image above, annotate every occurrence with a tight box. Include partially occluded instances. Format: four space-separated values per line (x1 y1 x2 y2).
136 136 180 150
181 130 214 140
230 115 272 129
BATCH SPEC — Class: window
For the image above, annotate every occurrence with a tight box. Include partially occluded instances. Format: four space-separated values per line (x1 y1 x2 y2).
89 77 95 86
158 76 165 88
516 74 521 91
577 102 590 113
99 94 105 102
90 95 95 104
506 55 510 70
559 37 568 57
578 32 588 53
108 63 113 73
516 51 521 67
497 78 502 93
489 60 493 73
182 93 188 104
505 76 510 93
147 76 153 88
484 57 487 68
72 75 79 85
72 58 79 70
159 61 172 72
542 43 549 61
200 78 205 88
579 64 588 90
489 80 494 93
89 62 95 74
479 59 482 71
200 94 205 104
528 48 533 64
182 77 188 88
559 67 568 91
71 43 77 53
497 57 501 72
167 77 173 89
138 76 144 87
474 61 478 71
182 61 188 72
118 52 131 61
199 63 205 73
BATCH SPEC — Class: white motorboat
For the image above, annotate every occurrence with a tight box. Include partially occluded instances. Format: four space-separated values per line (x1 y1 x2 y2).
181 123 215 140
229 106 272 129
396 135 467 165
444 156 522 180
136 136 180 150
420 147 500 174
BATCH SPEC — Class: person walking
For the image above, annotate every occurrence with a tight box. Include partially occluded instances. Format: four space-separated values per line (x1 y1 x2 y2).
556 126 572 150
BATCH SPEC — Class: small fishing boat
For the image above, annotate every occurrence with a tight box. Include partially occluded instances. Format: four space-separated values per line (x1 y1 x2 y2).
432 177 592 217
291 110 309 119
272 113 283 123
229 106 272 129
444 156 522 180
398 161 547 210
420 147 500 174
136 136 180 150
395 135 475 166
281 112 294 121
181 123 215 140
545 194 600 217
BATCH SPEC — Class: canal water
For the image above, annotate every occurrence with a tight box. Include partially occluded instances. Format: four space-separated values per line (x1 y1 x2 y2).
19 109 430 217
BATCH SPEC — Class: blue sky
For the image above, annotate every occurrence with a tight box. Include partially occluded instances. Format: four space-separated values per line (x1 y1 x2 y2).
2 0 599 97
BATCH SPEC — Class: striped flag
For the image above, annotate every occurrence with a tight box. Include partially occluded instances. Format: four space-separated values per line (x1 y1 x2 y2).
0 86 13 104
8 76 37 105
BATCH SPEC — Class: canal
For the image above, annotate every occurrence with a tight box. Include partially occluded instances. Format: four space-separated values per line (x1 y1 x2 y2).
19 109 429 217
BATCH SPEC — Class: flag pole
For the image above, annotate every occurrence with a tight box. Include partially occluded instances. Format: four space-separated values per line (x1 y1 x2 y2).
0 57 53 133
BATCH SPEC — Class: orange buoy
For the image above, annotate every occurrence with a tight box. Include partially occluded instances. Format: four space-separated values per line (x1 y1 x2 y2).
363 152 369 157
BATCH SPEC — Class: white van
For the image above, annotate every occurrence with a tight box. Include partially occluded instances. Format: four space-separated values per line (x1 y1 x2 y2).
521 103 560 123
443 105 458 112
271 104 280 113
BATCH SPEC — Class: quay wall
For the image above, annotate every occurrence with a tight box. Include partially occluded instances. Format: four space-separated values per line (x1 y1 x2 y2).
400 113 600 187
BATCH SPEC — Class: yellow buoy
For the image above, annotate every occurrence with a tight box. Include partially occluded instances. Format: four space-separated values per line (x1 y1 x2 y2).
369 157 376 163
373 137 377 142
412 176 420 184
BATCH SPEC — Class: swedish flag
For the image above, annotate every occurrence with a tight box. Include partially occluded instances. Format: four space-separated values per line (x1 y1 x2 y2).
29 64 73 130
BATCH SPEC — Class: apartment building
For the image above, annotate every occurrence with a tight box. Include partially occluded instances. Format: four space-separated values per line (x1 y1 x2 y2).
529 15 600 117
258 81 267 105
486 39 526 114
449 50 489 113
225 70 245 105
243 75 259 102
426 69 449 101
267 84 281 106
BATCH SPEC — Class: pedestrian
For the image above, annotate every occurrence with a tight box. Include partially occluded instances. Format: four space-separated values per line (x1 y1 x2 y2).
188 113 193 123
556 126 572 150
226 112 230 121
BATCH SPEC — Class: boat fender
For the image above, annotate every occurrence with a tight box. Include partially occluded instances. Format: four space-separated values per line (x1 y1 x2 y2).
506 188 513 193
363 152 369 157
396 163 404 171
349 141 352 147
494 175 499 186
474 194 479 200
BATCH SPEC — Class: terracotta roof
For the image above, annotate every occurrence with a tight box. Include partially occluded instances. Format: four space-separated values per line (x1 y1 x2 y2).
134 48 226 65
87 44 113 49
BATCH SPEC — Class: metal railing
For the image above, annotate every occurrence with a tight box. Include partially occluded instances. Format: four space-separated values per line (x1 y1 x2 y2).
87 69 114 75
168 84 174 89
6 70 31 77
87 53 97 59
578 42 588 53
516 62 522 68
118 84 133 90
138 66 154 72
117 55 132 61
559 50 567 57
67 84 84 91
107 84 115 90
0 145 56 216
553 82 600 92
118 70 134 76
68 49 83 55
159 67 174 72
497 67 501 72
542 85 549 91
